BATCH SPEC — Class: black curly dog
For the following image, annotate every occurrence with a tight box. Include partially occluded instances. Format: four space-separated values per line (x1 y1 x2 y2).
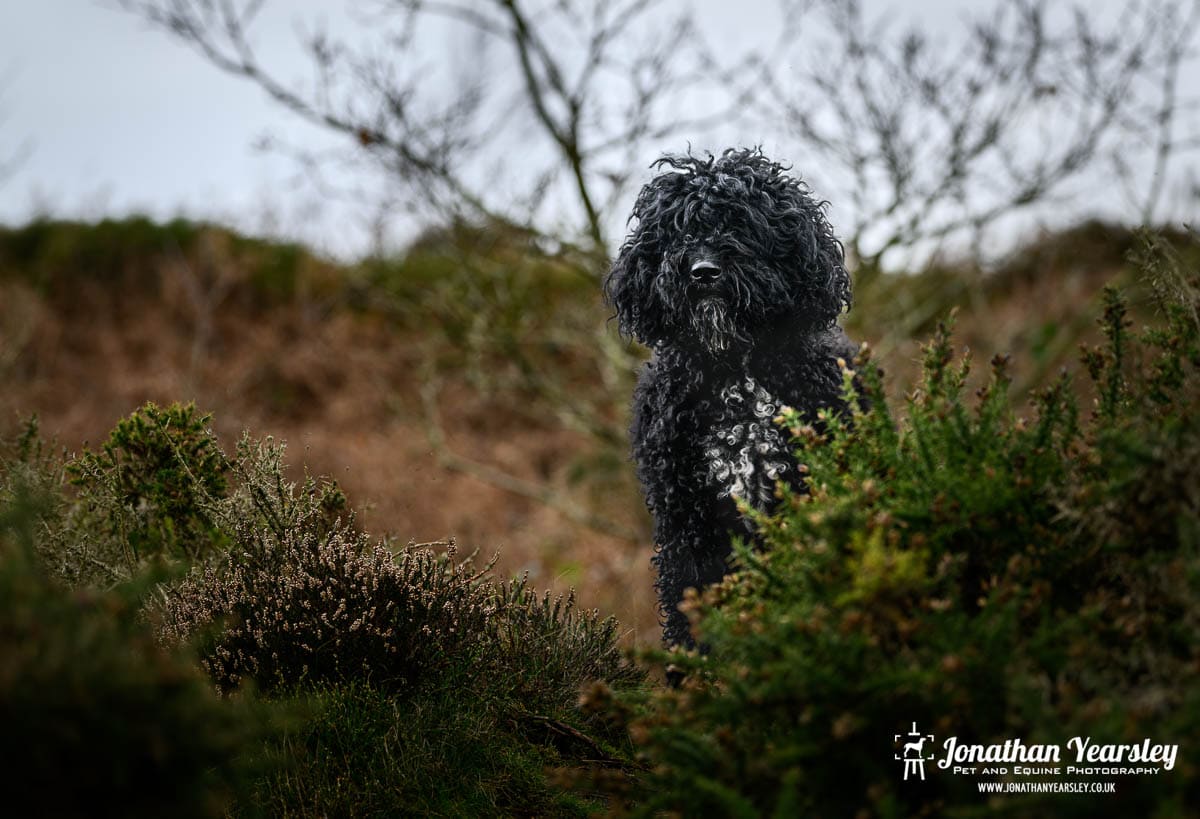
605 148 860 649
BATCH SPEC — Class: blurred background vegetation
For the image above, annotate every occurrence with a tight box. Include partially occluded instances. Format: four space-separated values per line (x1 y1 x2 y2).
3 211 1196 643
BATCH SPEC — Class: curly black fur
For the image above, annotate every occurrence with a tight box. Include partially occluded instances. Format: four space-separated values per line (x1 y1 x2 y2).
605 148 861 649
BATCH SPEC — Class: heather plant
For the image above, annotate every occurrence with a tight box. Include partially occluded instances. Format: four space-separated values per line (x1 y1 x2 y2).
139 414 640 701
613 236 1200 817
159 531 495 693
220 569 643 817
491 578 641 710
90 409 644 813
157 508 642 702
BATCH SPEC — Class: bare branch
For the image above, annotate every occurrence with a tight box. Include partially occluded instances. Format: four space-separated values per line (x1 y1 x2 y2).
120 0 739 266
753 0 1200 270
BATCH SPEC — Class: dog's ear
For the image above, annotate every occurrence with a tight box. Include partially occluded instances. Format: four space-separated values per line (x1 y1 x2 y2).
604 235 661 347
774 185 853 328
605 170 684 347
798 208 852 325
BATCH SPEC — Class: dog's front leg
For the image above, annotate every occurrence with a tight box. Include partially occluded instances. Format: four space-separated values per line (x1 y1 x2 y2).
653 525 733 649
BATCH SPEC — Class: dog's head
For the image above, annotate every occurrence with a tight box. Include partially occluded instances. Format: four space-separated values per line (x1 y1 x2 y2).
604 148 850 354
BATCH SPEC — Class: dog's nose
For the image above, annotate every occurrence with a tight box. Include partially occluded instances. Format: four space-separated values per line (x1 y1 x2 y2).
690 259 721 282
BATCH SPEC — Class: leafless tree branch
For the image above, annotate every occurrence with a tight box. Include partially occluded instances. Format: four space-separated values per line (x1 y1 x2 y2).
757 0 1200 274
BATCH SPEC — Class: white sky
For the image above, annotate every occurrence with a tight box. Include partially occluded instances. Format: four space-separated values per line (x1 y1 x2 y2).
0 0 346 248
0 0 1196 260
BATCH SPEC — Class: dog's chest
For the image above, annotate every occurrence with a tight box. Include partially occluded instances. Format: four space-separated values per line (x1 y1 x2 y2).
700 375 791 510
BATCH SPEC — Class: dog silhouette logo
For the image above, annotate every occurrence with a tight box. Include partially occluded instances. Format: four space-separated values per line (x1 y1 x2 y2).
894 722 936 781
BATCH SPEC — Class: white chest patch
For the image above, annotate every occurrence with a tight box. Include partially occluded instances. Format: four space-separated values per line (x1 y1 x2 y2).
702 376 791 510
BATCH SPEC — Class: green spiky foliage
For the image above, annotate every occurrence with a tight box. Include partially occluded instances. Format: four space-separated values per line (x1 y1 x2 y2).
65 402 229 576
616 237 1200 818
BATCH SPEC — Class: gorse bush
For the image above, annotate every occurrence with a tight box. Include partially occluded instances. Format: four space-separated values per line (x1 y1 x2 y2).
614 235 1200 817
68 402 229 568
16 404 231 587
30 406 348 588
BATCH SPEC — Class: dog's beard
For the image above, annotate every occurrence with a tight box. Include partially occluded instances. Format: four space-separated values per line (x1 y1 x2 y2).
691 296 740 354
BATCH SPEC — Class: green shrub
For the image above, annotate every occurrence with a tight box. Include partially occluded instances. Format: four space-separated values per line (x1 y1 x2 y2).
0 216 340 305
208 567 642 817
157 492 640 703
490 579 639 711
615 238 1200 817
67 402 228 568
21 403 347 589
149 429 643 815
0 216 201 295
7 398 645 816
132 414 640 701
160 530 495 694
0 482 276 819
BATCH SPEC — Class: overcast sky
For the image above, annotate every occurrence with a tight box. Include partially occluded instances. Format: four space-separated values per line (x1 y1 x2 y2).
1 0 1196 260
0 0 345 248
